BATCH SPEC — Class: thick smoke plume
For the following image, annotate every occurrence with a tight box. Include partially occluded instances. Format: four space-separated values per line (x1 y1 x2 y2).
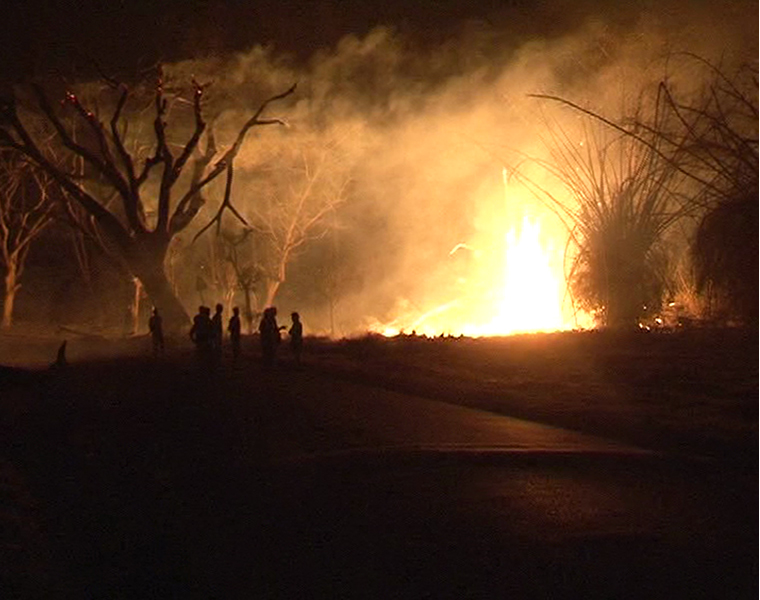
152 4 757 335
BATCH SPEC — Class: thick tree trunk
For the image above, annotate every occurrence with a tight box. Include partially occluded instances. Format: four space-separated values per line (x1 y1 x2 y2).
130 277 143 335
242 287 255 334
135 265 190 334
126 238 190 335
262 252 290 311
2 264 19 328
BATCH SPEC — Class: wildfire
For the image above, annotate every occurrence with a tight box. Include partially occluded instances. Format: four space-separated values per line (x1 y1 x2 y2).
371 170 583 338
480 215 565 334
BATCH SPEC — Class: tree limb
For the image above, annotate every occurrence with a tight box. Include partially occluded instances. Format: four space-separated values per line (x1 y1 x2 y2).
30 84 149 237
188 83 297 242
157 78 207 232
169 127 217 234
0 102 133 251
191 162 249 242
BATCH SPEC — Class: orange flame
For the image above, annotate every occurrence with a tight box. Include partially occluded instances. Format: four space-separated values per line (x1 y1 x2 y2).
370 170 588 337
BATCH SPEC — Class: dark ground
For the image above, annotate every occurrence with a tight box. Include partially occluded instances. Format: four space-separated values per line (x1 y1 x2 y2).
312 328 758 461
0 327 756 598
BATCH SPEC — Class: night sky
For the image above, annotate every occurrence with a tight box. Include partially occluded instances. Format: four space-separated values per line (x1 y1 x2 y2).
1 0 727 82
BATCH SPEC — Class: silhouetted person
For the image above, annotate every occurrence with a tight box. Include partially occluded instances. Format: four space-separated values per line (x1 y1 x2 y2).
211 303 224 360
148 307 164 357
258 306 283 367
190 305 212 359
228 306 242 363
289 312 303 366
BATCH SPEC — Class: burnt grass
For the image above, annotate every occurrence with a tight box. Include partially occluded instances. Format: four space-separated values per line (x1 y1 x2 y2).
0 327 756 597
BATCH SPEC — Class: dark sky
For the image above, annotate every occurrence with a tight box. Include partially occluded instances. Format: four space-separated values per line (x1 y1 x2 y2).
0 0 665 81
0 0 755 84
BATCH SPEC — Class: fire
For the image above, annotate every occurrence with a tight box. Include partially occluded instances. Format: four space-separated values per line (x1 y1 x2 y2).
369 170 585 338
481 215 565 334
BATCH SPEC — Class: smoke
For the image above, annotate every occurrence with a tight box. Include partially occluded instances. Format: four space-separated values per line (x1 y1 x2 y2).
159 2 755 336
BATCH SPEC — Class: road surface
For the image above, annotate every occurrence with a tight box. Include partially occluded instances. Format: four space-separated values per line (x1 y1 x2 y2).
1 357 756 598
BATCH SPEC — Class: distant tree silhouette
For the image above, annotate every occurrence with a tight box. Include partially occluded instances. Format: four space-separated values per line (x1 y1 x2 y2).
246 129 353 309
0 150 55 327
218 228 263 334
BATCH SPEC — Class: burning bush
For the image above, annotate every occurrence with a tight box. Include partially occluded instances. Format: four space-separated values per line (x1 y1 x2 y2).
520 111 692 329
524 55 758 329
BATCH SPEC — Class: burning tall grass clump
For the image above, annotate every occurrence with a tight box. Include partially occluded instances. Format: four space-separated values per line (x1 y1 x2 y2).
520 109 692 329
520 56 758 330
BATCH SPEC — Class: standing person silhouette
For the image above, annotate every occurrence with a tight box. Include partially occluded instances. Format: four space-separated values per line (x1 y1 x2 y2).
211 303 224 361
190 305 212 361
148 307 164 357
289 312 303 367
258 307 283 367
228 306 242 363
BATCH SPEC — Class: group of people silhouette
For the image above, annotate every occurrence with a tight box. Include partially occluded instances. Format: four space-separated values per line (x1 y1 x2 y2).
187 304 234 363
148 304 303 366
258 306 303 367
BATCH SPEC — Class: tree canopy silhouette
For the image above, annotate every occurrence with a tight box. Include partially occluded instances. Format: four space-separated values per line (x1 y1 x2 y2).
0 69 295 330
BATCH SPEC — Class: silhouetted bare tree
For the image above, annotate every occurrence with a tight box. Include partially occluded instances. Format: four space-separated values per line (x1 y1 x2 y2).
0 70 294 331
219 228 263 334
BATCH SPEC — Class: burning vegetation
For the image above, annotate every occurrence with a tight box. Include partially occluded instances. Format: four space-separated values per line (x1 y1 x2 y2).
0 12 756 337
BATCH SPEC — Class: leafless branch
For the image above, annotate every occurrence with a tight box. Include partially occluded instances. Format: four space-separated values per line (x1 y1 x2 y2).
192 163 249 242
157 78 207 232
190 83 296 243
169 127 217 234
0 99 133 250
529 92 720 194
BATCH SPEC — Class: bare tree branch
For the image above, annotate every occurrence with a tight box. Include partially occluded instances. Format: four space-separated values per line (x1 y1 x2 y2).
529 92 721 194
0 152 56 326
169 127 217 234
110 86 138 185
157 78 207 232
192 163 249 242
189 83 297 242
0 101 133 250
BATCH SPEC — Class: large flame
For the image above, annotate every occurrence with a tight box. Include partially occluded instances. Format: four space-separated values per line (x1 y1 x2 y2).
372 170 583 337
480 215 565 334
